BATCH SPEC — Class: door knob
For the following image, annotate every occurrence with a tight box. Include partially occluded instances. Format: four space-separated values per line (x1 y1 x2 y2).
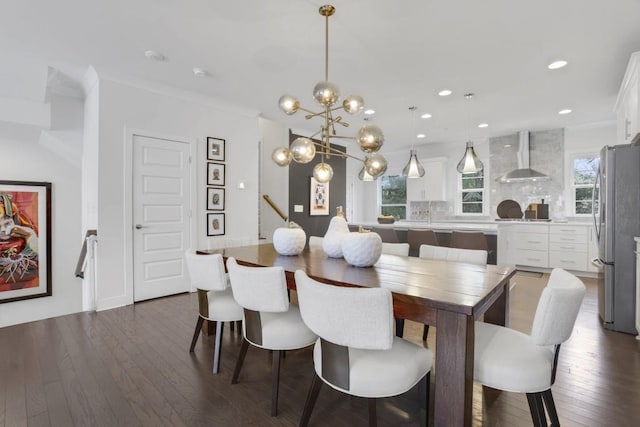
135 224 145 229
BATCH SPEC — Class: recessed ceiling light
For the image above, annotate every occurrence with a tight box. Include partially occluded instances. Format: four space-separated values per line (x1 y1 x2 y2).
417 134 426 138
364 109 376 115
192 67 208 77
421 113 432 119
438 89 452 97
144 50 166 61
504 144 511 148
548 60 568 70
558 109 572 115
478 123 489 128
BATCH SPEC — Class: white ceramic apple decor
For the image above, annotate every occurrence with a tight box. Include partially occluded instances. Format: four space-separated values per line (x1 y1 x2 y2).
322 206 350 258
342 227 382 267
273 222 306 256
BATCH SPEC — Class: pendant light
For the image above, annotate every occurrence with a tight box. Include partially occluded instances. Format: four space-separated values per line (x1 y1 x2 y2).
456 94 484 174
402 106 425 178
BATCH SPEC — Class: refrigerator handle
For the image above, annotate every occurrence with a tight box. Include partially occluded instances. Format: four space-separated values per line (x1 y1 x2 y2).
592 165 601 244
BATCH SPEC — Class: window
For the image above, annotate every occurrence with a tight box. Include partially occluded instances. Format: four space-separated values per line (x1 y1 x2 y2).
572 156 599 215
379 175 407 219
459 170 485 214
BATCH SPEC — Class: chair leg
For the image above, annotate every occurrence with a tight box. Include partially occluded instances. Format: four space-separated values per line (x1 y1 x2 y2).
299 372 323 427
368 398 377 427
236 320 242 335
422 324 430 341
231 338 250 384
271 350 282 416
542 389 560 426
230 321 234 332
189 317 204 352
419 372 431 425
213 321 224 374
395 317 405 337
526 393 548 427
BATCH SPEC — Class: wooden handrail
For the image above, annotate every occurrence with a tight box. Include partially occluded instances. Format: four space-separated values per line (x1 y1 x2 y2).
262 194 288 222
75 229 97 278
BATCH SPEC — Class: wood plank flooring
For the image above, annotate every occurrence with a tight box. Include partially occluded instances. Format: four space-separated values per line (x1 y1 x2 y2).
1 273 639 426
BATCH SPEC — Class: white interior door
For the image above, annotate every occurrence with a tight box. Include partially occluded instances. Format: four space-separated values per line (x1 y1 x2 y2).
133 134 191 302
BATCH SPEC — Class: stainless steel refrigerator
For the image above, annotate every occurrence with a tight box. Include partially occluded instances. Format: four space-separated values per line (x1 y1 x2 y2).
593 143 640 334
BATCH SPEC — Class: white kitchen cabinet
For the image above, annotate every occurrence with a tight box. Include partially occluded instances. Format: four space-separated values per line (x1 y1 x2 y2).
549 225 589 271
497 224 549 268
406 158 447 201
615 52 640 144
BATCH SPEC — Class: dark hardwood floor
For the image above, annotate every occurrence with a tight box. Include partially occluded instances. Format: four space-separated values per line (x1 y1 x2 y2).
1 273 639 426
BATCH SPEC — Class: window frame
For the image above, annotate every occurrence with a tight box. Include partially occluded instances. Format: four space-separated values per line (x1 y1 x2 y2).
457 169 486 216
569 152 600 217
377 172 407 220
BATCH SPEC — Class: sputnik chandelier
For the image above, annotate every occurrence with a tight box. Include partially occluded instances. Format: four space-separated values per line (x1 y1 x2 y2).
271 4 387 183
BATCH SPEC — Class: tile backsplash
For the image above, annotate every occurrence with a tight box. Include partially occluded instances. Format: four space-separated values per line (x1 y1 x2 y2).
489 129 565 219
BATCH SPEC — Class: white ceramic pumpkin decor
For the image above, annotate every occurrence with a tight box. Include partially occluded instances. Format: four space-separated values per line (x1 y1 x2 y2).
273 222 306 256
323 206 350 258
342 228 382 267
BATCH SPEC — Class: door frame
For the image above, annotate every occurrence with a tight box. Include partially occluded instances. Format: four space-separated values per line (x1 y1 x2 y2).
123 127 197 305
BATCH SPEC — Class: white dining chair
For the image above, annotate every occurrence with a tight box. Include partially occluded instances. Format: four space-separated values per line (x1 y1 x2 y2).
226 257 317 417
474 268 585 426
295 270 433 427
308 236 323 250
184 251 243 374
381 242 410 256
415 244 488 341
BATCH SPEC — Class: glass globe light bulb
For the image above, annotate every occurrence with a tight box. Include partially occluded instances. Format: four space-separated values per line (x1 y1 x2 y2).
364 154 388 179
357 124 385 153
313 162 334 183
289 137 316 164
358 166 374 181
278 95 300 115
456 141 484 174
313 81 340 106
343 94 364 115
271 147 292 166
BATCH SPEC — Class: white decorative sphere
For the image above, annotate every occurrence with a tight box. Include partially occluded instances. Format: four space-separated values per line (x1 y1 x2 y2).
273 226 306 256
323 215 350 258
342 232 382 267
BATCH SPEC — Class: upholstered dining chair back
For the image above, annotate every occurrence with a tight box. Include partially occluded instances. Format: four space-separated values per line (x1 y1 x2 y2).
419 244 487 265
530 268 586 346
184 251 228 291
226 257 289 313
308 236 324 249
295 270 394 350
381 242 410 257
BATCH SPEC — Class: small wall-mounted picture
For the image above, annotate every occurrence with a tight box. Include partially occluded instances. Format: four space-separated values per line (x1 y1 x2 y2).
207 137 225 162
207 162 225 186
207 187 225 211
309 177 329 216
207 213 225 236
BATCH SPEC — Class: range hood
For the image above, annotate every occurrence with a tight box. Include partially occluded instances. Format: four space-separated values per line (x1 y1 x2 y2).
497 131 551 183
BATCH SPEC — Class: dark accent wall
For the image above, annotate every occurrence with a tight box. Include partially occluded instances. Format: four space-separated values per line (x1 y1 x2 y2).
288 131 346 238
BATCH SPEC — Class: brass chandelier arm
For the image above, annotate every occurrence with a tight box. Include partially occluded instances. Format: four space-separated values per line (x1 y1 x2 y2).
303 105 346 120
311 140 363 162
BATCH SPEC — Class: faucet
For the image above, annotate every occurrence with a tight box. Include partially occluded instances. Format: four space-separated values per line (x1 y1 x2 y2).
426 201 432 224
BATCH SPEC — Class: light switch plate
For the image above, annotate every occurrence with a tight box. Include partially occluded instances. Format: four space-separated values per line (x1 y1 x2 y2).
294 204 304 212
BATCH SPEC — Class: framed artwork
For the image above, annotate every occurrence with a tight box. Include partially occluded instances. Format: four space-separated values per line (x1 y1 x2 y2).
309 177 329 216
0 180 52 304
207 187 225 211
207 162 226 186
207 137 226 162
207 213 225 236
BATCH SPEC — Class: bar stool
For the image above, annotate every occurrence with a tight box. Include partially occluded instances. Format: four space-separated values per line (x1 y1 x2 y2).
450 230 489 251
407 229 439 257
371 227 399 243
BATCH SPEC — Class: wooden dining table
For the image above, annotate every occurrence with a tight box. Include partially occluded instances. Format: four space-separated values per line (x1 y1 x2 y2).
203 243 516 427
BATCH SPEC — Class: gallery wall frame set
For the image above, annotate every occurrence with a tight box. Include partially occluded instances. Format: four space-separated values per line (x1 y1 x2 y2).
206 136 226 236
0 180 52 304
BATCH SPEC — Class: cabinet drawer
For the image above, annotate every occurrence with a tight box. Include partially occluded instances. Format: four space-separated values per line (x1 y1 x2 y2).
513 233 548 251
549 225 588 236
549 241 587 252
513 249 548 268
549 250 587 271
511 224 549 234
549 233 588 244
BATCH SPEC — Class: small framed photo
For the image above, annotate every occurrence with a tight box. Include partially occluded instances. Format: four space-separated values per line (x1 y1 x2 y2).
207 213 225 236
309 177 329 216
207 162 225 186
207 187 225 211
207 137 225 161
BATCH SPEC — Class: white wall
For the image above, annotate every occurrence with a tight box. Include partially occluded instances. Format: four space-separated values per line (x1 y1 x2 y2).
0 95 83 327
93 77 260 311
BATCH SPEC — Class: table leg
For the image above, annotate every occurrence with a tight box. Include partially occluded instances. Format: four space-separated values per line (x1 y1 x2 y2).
484 279 510 327
434 309 474 427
